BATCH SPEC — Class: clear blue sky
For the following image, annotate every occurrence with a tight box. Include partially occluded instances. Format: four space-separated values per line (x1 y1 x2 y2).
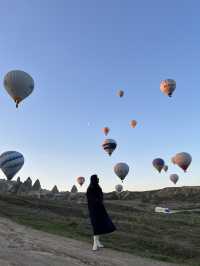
0 0 199 192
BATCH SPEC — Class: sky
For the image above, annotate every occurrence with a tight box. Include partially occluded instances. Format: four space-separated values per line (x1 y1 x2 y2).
0 0 199 192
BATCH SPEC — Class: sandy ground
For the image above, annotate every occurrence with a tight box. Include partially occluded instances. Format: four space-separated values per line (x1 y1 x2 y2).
0 217 184 266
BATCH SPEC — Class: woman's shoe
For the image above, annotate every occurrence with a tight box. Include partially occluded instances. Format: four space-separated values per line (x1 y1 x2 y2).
92 244 98 251
97 241 104 248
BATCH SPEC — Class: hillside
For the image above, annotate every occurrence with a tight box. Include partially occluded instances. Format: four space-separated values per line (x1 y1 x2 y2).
0 186 199 265
0 216 182 266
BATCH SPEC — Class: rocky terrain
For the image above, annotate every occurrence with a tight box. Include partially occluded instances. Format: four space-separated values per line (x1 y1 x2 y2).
0 177 200 206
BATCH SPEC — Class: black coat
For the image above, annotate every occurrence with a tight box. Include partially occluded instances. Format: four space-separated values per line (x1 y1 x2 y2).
86 184 116 235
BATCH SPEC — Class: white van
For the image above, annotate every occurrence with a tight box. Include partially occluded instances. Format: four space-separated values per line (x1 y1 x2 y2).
155 207 171 214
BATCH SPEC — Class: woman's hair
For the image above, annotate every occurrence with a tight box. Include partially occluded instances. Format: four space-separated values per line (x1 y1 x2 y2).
90 174 99 185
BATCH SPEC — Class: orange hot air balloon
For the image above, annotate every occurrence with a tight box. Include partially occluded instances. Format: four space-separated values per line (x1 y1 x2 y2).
160 79 176 97
117 90 124 97
172 152 192 172
130 120 137 128
76 176 85 186
102 127 110 136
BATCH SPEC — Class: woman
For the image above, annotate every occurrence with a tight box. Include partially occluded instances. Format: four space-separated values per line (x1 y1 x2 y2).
86 174 116 251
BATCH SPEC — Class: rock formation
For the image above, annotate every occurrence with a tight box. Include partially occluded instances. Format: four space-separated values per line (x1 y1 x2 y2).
17 177 32 194
71 185 78 193
51 185 59 194
32 179 41 191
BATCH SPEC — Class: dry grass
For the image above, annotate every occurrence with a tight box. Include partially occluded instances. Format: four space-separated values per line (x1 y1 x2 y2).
0 194 199 265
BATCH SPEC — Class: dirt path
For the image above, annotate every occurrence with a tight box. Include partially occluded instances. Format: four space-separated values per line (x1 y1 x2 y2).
0 217 184 266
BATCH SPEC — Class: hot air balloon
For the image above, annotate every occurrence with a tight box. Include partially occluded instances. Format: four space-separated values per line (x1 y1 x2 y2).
164 165 168 172
117 90 124 98
130 120 137 128
152 158 165 173
102 139 117 156
170 174 179 184
160 79 176 97
115 184 123 193
114 162 129 182
0 151 24 180
77 176 85 186
3 70 34 108
102 127 110 136
172 152 192 172
171 157 176 164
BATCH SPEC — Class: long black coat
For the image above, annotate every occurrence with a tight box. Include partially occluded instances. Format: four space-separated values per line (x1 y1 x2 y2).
86 184 116 235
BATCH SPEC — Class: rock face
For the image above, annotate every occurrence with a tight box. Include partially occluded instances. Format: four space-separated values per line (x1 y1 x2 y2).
51 185 59 194
17 177 32 194
32 179 41 191
71 185 78 193
0 179 22 194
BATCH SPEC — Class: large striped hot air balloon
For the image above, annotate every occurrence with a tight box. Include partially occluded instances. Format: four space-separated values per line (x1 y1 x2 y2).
3 70 34 108
0 151 24 180
102 139 117 156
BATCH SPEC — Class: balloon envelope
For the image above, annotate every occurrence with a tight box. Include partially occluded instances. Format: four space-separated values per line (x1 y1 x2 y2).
102 127 110 136
0 151 24 180
117 90 124 97
102 139 117 156
171 157 176 164
164 165 168 172
172 152 192 172
170 174 179 184
115 184 123 193
114 162 129 181
4 70 34 107
160 79 176 97
76 176 85 186
130 120 137 128
152 158 165 173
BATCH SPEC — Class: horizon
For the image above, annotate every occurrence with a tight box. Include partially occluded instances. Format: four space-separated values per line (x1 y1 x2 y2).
0 0 199 192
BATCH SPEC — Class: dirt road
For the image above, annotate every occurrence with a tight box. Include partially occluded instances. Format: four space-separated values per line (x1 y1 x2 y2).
0 217 184 266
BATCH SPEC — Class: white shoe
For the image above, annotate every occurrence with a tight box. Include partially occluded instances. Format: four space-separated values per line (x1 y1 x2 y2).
92 244 98 251
97 241 104 248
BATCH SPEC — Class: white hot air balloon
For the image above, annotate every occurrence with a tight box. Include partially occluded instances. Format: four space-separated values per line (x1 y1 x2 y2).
0 151 24 180
76 176 85 186
160 79 176 97
170 174 179 184
4 70 34 108
115 184 123 193
102 139 117 156
114 162 129 182
172 152 192 172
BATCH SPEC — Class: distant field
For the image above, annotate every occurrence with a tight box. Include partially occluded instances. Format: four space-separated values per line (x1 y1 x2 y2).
0 194 199 266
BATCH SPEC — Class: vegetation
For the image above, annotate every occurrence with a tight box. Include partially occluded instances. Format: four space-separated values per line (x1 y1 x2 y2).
0 194 199 265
